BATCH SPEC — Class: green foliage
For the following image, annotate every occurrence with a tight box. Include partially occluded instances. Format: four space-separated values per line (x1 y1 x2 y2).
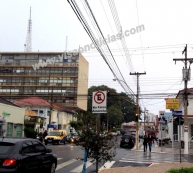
23 127 37 138
75 114 117 166
167 167 193 173
107 105 124 128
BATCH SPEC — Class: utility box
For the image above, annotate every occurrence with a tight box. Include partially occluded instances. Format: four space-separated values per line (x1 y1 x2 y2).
182 68 191 81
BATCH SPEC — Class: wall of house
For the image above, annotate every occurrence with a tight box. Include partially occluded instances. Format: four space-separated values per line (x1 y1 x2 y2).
77 53 88 111
0 103 25 137
179 99 193 140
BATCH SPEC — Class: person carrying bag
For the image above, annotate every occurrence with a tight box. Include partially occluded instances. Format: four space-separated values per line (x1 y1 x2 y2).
143 134 148 152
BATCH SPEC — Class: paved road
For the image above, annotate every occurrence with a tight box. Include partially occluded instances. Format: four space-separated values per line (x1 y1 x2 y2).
46 140 192 173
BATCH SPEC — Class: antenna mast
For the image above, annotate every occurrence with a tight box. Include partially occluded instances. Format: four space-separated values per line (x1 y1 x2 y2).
24 7 32 52
65 36 68 52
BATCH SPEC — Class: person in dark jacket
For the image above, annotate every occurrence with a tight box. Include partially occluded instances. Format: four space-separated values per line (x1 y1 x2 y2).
143 134 148 152
147 134 153 152
43 130 48 139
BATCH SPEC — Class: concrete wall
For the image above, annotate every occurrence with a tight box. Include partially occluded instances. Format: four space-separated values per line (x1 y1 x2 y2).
77 53 88 111
0 103 25 137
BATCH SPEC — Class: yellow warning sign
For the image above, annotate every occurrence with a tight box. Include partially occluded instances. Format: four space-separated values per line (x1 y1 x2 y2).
165 98 179 110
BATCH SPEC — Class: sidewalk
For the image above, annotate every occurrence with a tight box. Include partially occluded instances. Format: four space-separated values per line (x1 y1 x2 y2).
132 142 193 154
99 142 193 173
99 162 193 173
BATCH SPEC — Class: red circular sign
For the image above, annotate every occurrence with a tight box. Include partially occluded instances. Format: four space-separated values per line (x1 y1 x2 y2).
94 91 105 104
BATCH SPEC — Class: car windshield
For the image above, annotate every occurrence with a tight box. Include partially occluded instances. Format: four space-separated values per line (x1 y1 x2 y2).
0 142 14 154
48 132 61 136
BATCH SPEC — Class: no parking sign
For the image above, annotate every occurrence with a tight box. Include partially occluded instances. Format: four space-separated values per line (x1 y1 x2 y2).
92 91 107 113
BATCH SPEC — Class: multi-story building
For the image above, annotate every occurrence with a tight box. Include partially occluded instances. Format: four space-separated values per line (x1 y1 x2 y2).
0 52 88 111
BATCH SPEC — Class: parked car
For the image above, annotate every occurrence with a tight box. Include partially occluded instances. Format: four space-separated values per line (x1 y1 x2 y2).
0 137 57 173
120 134 135 148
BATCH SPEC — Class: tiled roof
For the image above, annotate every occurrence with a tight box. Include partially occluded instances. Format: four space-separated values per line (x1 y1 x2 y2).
176 88 193 98
52 103 74 114
0 97 20 107
13 97 50 107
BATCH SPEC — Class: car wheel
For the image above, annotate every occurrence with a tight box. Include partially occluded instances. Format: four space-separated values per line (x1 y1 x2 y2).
120 144 123 148
45 141 48 145
49 162 56 173
57 141 59 145
64 141 66 145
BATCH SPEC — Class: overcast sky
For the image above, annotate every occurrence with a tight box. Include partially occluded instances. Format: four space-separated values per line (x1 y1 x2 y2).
1 0 193 116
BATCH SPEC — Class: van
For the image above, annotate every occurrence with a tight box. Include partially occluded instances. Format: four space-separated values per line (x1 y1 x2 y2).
44 129 67 145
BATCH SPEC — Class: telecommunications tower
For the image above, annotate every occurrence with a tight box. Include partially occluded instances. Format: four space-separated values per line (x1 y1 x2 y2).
24 7 32 52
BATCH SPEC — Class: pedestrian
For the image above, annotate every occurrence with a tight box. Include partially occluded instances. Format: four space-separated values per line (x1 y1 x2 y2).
143 134 148 152
147 134 153 152
43 130 48 139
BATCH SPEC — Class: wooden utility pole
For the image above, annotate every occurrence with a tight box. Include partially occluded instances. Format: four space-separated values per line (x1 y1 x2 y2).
173 44 192 154
130 72 146 150
49 85 54 130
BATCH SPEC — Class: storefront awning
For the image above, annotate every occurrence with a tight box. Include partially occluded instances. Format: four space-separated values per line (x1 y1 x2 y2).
25 110 37 116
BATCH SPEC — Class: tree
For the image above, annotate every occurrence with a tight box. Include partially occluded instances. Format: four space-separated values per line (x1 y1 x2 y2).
107 106 124 129
70 113 117 173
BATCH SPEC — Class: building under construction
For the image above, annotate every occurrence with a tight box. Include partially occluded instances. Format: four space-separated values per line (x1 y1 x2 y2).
0 52 88 111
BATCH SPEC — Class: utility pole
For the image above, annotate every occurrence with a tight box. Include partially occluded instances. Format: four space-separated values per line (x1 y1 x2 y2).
49 85 54 131
173 44 192 154
130 72 146 150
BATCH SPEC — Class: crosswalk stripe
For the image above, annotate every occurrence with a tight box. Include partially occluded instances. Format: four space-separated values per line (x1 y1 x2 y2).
56 159 77 171
57 158 62 160
70 160 94 172
99 161 115 171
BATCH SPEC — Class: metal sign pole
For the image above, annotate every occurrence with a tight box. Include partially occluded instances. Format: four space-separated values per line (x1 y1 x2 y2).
172 116 174 163
179 117 181 163
161 123 163 152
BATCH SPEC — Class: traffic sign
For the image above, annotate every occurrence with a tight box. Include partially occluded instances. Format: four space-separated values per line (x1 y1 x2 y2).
165 98 180 110
92 91 107 113
173 111 182 117
175 117 184 125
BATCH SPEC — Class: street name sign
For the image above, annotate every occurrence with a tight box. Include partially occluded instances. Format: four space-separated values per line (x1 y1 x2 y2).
165 98 180 110
173 111 182 117
92 91 107 113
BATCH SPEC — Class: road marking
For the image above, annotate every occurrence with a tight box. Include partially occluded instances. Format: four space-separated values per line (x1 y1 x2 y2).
119 159 151 164
57 158 62 160
99 161 115 171
56 159 77 171
70 160 94 172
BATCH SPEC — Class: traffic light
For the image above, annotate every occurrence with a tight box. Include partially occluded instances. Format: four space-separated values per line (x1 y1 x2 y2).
135 113 138 122
107 90 110 97
135 104 139 122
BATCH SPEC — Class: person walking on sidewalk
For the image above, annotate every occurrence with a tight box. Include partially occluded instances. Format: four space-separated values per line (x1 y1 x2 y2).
147 134 153 152
143 134 148 152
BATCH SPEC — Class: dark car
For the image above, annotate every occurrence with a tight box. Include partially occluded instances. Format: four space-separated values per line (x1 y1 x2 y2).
120 134 135 148
0 137 57 173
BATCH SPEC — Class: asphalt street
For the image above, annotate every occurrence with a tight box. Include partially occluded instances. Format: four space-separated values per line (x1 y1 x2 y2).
45 138 193 173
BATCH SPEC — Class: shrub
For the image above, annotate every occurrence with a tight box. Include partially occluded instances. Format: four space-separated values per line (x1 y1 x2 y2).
23 127 37 138
167 167 193 173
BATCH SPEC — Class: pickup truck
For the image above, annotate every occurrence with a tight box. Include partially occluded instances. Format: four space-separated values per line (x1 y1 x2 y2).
44 129 67 145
